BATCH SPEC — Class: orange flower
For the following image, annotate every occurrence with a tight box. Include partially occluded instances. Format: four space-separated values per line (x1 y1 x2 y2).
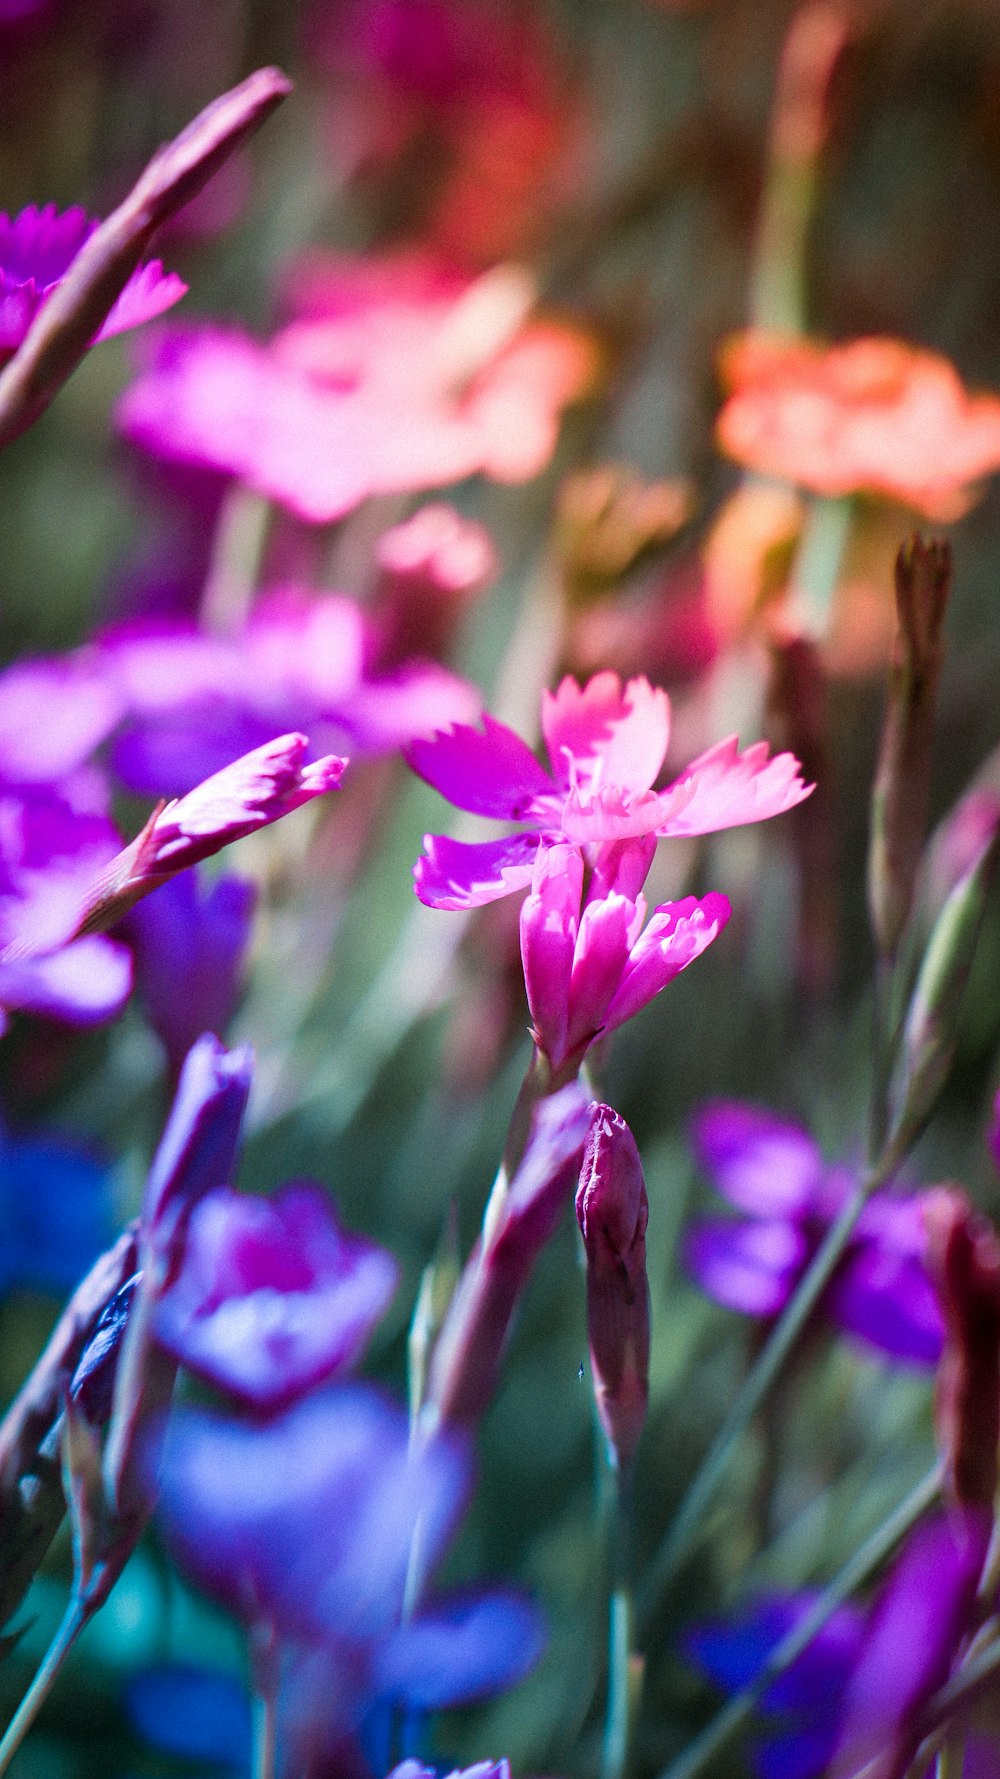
716 331 1000 519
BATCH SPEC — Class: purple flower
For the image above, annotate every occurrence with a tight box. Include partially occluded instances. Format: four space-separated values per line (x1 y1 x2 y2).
98 589 480 799
128 868 256 1076
688 1592 867 1779
0 784 131 1027
141 1034 254 1259
683 1101 944 1367
125 1663 251 1773
0 203 185 357
830 1511 990 1779
154 1183 399 1410
410 671 810 912
1 734 345 956
576 1106 650 1470
0 654 121 784
156 1385 542 1763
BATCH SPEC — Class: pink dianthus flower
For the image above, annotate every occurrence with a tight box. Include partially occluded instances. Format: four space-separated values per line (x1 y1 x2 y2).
0 203 185 359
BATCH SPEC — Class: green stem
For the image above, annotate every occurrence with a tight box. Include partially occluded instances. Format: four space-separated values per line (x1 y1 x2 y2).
786 494 854 641
200 485 271 635
602 1467 640 1779
656 1462 942 1779
0 1595 86 1777
638 1157 894 1622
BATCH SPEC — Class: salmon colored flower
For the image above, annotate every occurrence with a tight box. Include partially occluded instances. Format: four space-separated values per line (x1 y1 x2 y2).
717 331 1000 519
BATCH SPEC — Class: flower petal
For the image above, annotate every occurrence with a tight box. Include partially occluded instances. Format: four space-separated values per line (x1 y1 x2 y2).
655 737 812 837
407 714 554 819
692 1101 823 1217
541 672 670 797
684 1217 807 1316
413 831 540 909
375 1589 545 1710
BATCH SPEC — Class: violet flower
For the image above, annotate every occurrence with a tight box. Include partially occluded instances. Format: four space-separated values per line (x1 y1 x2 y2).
0 203 186 359
576 1105 650 1470
683 1101 944 1366
0 784 131 1027
1 734 345 957
0 1126 114 1297
154 1183 399 1410
128 867 256 1076
156 1385 542 1761
0 653 121 784
98 589 480 799
409 670 810 911
687 1592 867 1779
830 1510 991 1779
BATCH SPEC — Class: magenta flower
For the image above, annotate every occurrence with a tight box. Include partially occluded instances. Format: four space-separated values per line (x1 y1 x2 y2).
684 1101 944 1366
520 839 730 1072
116 254 595 522
0 203 185 358
98 588 480 798
155 1183 399 1410
409 671 811 911
0 654 121 784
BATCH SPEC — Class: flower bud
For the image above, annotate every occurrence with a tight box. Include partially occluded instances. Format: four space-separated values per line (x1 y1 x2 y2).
924 1186 1000 1511
576 1106 650 1471
868 536 952 960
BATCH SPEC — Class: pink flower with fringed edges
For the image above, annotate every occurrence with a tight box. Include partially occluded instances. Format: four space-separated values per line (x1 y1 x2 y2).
409 671 812 910
519 840 730 1072
0 204 186 357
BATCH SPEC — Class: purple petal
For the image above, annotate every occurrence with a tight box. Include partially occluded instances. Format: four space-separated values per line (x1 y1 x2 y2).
831 1512 990 1779
96 259 188 340
828 1243 944 1367
155 1183 399 1409
156 1386 469 1640
0 934 131 1025
413 831 540 909
340 663 483 754
141 1034 252 1249
129 868 256 1072
691 1102 824 1218
684 1217 806 1316
0 656 121 782
375 1589 545 1710
407 714 555 819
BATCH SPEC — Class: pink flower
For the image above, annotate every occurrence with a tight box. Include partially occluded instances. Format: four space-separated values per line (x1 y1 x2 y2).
520 839 730 1072
0 204 185 358
410 671 811 910
117 254 597 523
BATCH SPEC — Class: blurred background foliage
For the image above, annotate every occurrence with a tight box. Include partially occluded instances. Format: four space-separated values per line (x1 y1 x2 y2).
3 1 1000 1775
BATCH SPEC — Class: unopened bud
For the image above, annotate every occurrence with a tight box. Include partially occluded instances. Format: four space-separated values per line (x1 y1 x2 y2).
868 536 952 959
576 1106 650 1471
924 1187 1000 1510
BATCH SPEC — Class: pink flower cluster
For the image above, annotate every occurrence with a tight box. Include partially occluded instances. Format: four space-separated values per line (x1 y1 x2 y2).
410 671 812 1073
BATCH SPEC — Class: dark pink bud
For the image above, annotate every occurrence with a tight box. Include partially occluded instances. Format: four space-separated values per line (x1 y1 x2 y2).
924 1186 1000 1511
576 1106 650 1470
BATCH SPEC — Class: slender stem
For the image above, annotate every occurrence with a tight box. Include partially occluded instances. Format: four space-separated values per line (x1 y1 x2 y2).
639 1157 894 1622
921 1628 1000 1732
786 494 854 641
602 1466 640 1779
655 1462 942 1779
0 1595 86 1777
200 485 271 635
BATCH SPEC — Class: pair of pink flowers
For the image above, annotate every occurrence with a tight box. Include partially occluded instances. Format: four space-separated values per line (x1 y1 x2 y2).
410 671 811 1074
